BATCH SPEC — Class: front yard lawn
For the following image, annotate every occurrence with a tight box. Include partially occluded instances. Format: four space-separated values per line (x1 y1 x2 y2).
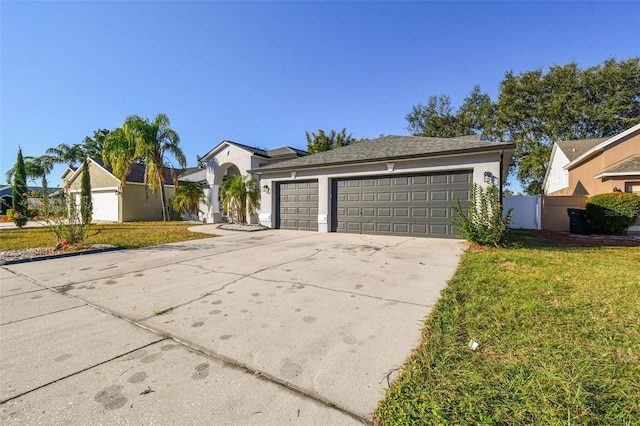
0 222 216 251
375 231 640 424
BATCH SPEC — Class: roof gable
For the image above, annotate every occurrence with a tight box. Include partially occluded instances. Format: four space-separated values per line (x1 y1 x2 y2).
201 140 269 162
556 138 608 162
62 158 178 186
566 123 640 169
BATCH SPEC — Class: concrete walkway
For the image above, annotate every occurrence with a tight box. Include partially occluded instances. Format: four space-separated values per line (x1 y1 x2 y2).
0 229 464 424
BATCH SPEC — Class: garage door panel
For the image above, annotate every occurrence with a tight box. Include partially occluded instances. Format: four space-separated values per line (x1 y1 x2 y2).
430 224 449 235
412 192 427 201
431 191 448 201
276 180 319 231
412 224 427 234
412 208 427 217
332 170 472 238
394 192 409 201
378 192 392 202
451 173 471 183
431 207 450 218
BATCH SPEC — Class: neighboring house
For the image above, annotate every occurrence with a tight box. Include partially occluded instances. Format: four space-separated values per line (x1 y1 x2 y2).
0 185 46 215
194 141 308 223
61 158 178 222
251 135 515 238
541 123 640 233
543 123 640 196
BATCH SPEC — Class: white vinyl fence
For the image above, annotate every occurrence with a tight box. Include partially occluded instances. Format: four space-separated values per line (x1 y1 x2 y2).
503 195 541 230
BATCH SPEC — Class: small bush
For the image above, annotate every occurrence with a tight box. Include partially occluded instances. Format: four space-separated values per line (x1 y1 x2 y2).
450 183 514 247
586 193 640 235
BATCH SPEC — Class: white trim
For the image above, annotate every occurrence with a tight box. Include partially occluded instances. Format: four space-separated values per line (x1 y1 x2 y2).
126 181 176 188
594 171 640 179
565 123 640 170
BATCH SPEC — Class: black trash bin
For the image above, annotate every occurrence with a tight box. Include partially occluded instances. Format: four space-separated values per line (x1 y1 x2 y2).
567 208 589 235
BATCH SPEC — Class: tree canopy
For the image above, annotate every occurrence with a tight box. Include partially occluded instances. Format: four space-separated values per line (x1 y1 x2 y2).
82 129 110 159
406 57 640 194
306 128 355 153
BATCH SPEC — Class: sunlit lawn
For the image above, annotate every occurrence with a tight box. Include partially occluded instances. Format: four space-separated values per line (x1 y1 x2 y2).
0 221 216 251
375 231 640 424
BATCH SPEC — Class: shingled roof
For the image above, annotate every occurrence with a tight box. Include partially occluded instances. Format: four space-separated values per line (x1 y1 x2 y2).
92 158 178 185
597 156 640 176
252 135 514 172
556 138 608 162
200 140 308 162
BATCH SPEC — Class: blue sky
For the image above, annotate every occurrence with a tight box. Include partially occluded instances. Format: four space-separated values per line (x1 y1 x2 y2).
2 1 639 190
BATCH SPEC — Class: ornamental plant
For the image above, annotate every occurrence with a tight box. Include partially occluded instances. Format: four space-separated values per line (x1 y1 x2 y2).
80 158 93 225
41 188 89 248
586 192 640 235
450 183 514 247
11 148 29 228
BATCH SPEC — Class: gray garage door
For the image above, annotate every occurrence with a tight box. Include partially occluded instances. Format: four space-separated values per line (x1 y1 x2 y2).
276 180 319 231
332 171 471 238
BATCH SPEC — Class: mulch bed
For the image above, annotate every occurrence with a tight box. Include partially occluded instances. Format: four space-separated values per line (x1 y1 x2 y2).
532 230 640 247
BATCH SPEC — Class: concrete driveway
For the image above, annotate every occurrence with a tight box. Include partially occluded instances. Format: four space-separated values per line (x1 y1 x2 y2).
0 228 464 424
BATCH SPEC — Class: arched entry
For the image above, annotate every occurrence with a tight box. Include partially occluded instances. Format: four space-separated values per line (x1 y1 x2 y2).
213 163 242 222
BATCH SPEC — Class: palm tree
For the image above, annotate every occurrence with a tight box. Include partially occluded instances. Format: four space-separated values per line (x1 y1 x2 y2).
46 143 85 168
102 128 137 181
220 174 260 225
103 113 187 221
171 181 204 219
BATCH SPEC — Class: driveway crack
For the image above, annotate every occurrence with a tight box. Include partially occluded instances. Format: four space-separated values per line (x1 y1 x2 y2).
137 249 323 321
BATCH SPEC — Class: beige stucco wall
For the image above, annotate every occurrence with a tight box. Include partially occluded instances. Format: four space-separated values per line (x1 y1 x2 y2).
257 151 506 232
540 195 587 231
67 161 120 191
564 133 639 196
122 183 176 222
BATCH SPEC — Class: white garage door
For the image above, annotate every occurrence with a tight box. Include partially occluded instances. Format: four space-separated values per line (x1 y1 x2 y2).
92 192 119 222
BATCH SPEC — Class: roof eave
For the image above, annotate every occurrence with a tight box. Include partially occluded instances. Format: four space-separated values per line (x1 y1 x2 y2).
201 140 269 162
250 144 516 174
593 171 640 179
566 123 640 170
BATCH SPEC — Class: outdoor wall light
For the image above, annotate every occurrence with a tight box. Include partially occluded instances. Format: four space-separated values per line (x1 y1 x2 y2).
262 185 270 194
387 162 395 172
484 171 493 184
291 171 297 179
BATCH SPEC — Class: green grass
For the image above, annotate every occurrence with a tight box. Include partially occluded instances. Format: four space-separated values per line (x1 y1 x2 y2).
0 222 217 251
375 231 640 425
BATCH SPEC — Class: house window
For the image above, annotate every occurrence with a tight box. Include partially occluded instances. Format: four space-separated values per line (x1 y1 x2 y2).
625 182 640 194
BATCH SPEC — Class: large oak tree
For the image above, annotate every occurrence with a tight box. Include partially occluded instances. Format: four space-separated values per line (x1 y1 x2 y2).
406 57 640 194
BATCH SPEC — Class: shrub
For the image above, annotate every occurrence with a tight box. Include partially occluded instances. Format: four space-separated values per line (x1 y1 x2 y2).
586 192 640 235
450 183 514 247
43 191 89 247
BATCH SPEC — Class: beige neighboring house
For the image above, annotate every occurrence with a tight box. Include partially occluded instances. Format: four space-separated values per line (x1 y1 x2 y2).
61 158 177 222
544 123 640 196
542 123 640 233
